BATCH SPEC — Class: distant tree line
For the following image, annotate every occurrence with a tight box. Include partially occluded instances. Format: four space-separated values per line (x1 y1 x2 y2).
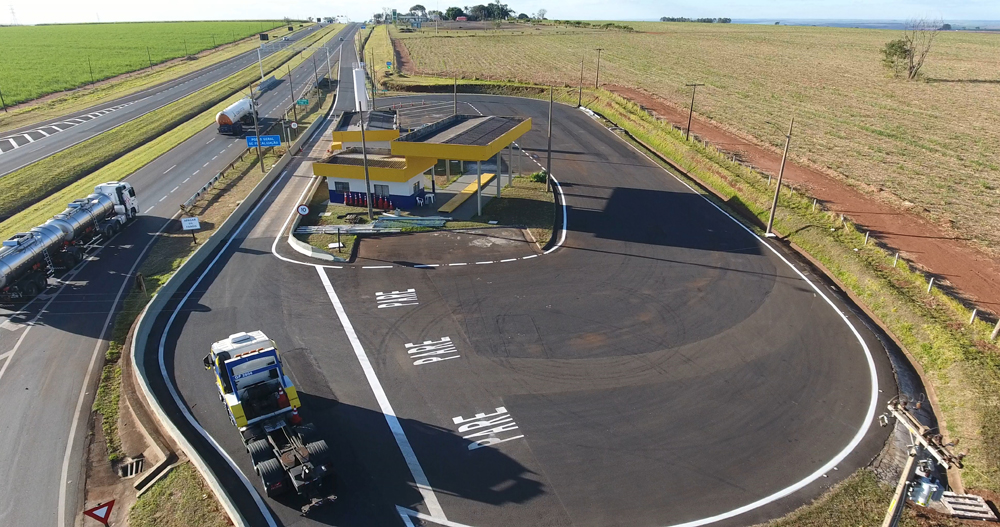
554 20 635 32
659 17 732 23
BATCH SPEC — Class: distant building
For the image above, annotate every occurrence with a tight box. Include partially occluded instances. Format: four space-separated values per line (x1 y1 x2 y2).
455 16 468 22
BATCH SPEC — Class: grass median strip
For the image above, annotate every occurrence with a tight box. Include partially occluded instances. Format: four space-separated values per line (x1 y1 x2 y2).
0 24 343 240
0 23 313 134
129 462 230 527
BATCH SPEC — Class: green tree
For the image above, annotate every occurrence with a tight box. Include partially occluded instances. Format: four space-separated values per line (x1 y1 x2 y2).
517 13 529 20
409 4 427 16
444 7 464 19
881 38 908 78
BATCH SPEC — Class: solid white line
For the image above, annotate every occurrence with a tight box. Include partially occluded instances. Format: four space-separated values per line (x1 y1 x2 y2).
170 186 179 193
0 349 11 361
601 108 880 527
362 265 393 269
164 164 177 174
316 267 447 519
143 206 155 214
56 211 178 527
397 507 473 527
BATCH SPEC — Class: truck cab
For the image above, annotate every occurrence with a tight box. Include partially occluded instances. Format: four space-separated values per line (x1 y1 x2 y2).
203 331 301 429
94 182 139 220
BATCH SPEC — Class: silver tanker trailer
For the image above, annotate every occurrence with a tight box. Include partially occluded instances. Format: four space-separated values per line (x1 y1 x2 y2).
0 181 139 300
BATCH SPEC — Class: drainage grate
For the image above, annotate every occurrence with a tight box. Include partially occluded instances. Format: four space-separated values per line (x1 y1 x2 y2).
941 492 998 522
118 456 144 479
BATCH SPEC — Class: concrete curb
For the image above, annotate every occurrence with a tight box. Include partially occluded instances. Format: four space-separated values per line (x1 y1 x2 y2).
285 176 346 262
129 94 336 526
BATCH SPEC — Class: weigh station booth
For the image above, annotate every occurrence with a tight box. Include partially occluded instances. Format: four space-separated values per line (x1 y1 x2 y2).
313 111 531 211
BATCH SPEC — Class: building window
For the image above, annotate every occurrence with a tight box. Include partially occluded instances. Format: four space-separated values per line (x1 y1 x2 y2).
374 184 389 196
334 181 350 193
413 181 422 194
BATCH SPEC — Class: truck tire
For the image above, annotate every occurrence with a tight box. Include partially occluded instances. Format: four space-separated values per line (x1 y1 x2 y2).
306 440 331 466
21 280 39 298
257 458 287 497
34 274 48 293
248 439 273 469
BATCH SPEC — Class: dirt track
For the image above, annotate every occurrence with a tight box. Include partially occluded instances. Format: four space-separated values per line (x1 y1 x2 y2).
607 84 1000 313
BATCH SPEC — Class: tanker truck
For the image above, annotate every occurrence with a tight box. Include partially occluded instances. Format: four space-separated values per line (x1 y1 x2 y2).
0 181 139 301
216 97 258 136
203 331 337 514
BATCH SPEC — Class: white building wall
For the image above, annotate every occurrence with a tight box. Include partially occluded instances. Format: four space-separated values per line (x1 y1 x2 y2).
353 67 370 111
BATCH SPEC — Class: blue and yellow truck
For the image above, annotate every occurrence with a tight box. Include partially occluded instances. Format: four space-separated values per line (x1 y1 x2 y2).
203 331 336 514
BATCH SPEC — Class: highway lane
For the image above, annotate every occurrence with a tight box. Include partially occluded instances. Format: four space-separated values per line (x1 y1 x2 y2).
145 91 898 526
0 23 357 527
0 23 328 178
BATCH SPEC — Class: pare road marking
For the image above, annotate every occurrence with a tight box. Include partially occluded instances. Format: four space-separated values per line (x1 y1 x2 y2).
376 289 418 308
404 337 459 366
452 406 524 451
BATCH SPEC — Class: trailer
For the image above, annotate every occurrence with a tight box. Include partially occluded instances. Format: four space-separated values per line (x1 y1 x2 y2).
203 331 337 514
216 97 257 136
0 181 139 300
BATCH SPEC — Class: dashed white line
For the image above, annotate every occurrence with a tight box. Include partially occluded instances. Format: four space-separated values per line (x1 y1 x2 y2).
522 255 538 259
448 263 468 266
362 265 393 269
158 196 166 202
170 186 179 193
183 177 191 183
211 156 218 160
203 162 210 167
499 258 517 263
475 261 494 265
164 164 177 174
143 206 155 214
193 170 199 175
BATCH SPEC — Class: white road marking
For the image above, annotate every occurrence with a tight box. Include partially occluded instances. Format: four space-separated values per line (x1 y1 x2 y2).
203 162 210 167
34 128 50 137
522 255 538 259
317 268 447 519
499 258 517 263
170 186 179 193
475 261 493 265
158 196 166 202
363 265 393 269
192 170 199 175
414 264 439 268
164 164 176 174
219 149 225 154
448 263 467 266
143 206 155 214
20 133 35 143
183 177 190 183
211 156 218 160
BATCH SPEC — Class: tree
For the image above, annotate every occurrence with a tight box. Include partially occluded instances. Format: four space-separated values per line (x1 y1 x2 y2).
517 13 529 20
537 8 547 20
940 23 952 30
444 6 464 19
410 4 427 16
373 13 384 23
882 19 940 80
468 4 488 20
486 0 512 20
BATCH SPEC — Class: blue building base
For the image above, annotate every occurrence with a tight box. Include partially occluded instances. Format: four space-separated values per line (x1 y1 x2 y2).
330 190 426 210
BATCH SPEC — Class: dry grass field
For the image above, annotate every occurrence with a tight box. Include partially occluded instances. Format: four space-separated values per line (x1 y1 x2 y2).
394 22 1000 255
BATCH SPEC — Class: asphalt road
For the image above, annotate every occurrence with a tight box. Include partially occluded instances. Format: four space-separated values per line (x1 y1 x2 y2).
0 23 357 527
142 89 899 527
0 23 328 177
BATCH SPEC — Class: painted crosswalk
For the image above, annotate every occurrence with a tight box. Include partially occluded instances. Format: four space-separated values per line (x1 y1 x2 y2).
0 100 142 154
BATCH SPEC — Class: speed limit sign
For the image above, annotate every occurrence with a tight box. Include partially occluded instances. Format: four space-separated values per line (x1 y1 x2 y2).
297 204 310 216
290 121 298 129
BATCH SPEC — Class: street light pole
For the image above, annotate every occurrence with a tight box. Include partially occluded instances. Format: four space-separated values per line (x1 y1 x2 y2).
594 48 603 89
578 55 584 107
287 65 298 137
0 84 7 113
765 117 794 237
684 83 704 141
257 47 266 84
453 77 458 115
359 111 374 220
546 86 553 193
247 84 265 173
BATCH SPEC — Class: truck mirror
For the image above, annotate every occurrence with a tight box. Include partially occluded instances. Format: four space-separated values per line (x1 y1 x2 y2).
203 354 213 370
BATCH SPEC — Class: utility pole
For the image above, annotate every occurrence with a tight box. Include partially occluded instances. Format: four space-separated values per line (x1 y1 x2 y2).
211 34 216 48
546 86 553 193
287 65 298 138
146 46 153 71
325 46 333 85
453 77 458 115
312 54 320 89
257 47 265 84
183 39 188 56
88 57 95 85
684 83 704 141
594 48 603 88
578 55 585 107
0 83 6 113
359 111 374 220
370 47 377 104
247 84 265 173
765 117 794 237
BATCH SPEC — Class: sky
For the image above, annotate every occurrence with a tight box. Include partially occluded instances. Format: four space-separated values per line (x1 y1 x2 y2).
4 0 998 26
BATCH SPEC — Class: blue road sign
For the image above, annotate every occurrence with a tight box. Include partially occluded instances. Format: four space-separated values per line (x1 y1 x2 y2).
247 135 281 148
361 25 366 29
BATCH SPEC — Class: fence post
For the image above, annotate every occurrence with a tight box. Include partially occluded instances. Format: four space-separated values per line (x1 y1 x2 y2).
893 252 899 267
992 319 1000 341
927 277 935 293
864 231 870 246
970 309 978 325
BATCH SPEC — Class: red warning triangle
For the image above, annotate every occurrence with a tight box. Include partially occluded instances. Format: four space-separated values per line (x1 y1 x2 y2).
83 500 115 523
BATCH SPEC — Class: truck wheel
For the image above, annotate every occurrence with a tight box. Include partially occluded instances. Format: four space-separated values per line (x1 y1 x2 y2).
248 439 273 469
21 281 39 298
305 440 331 466
257 458 287 497
128 207 137 221
34 275 48 293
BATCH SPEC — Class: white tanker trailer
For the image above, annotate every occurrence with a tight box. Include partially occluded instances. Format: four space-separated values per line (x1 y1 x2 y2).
0 181 139 300
216 97 257 136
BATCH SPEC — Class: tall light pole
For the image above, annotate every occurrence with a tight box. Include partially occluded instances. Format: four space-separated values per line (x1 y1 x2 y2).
546 86 553 193
359 111 374 220
684 83 704 141
594 48 603 89
287 65 298 138
247 84 264 173
765 117 794 237
578 55 584 107
256 47 266 84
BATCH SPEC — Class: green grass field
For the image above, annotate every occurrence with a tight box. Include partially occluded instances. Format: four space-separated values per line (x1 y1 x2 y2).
0 20 288 106
393 22 1000 256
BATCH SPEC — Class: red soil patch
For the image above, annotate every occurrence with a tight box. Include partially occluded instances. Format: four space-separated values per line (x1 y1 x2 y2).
607 84 1000 312
393 38 415 75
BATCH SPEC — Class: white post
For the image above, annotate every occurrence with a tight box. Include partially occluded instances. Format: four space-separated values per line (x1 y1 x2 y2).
992 319 1000 341
970 309 978 325
927 277 935 293
865 231 870 245
496 151 501 197
508 143 514 187
476 161 482 216
893 252 899 267
257 47 265 84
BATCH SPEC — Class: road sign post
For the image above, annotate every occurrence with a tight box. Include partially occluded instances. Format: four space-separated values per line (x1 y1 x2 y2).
84 500 115 526
246 135 282 148
297 204 310 216
181 217 201 244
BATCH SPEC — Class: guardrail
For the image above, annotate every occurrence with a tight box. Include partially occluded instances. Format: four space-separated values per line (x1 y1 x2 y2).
131 87 337 527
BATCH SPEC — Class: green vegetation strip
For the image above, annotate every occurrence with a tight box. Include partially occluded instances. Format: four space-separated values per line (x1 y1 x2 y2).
129 462 230 527
0 24 313 134
391 77 1000 503
0 24 343 240
0 20 287 106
